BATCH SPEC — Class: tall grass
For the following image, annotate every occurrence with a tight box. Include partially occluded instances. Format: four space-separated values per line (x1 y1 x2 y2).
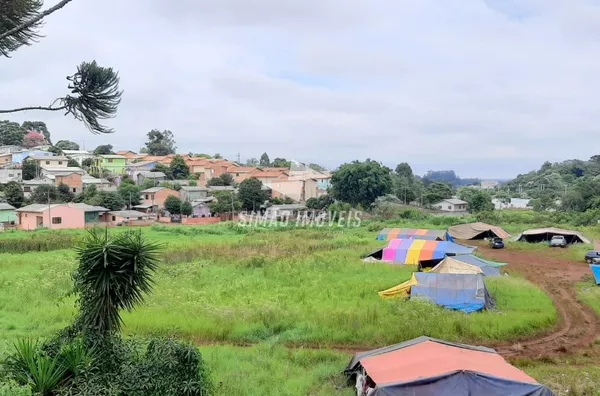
0 233 78 254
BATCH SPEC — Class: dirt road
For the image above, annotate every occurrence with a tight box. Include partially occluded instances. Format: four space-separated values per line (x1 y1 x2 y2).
479 245 599 359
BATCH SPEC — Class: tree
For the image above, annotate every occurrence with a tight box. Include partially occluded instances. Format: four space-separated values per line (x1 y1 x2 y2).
207 173 235 187
30 184 59 204
118 183 141 209
55 140 80 150
97 191 125 211
81 158 94 169
395 163 413 179
213 153 222 159
57 183 74 203
21 121 51 144
22 159 37 180
4 181 24 208
180 201 193 216
238 178 268 211
561 190 586 212
0 120 25 145
424 182 453 204
169 155 189 180
154 163 173 180
144 129 176 155
21 130 46 148
469 191 494 212
308 163 326 172
246 158 259 166
194 153 212 159
330 160 393 207
164 195 182 215
209 191 241 214
67 158 80 167
272 158 291 168
259 152 270 167
94 144 113 155
48 145 63 155
306 195 333 210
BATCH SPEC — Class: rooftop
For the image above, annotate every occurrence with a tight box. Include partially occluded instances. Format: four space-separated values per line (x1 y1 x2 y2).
99 154 126 159
181 186 208 191
0 203 16 211
127 160 158 167
141 187 166 193
16 203 109 213
138 171 166 178
28 155 68 161
441 198 468 205
109 210 150 218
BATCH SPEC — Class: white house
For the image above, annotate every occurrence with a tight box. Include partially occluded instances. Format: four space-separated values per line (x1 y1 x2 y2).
0 169 22 184
62 150 95 165
432 198 468 212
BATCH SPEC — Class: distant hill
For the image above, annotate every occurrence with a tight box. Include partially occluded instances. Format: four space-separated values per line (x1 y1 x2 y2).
422 170 481 187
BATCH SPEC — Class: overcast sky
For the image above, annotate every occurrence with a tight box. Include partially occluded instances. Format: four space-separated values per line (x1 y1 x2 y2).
1 0 599 179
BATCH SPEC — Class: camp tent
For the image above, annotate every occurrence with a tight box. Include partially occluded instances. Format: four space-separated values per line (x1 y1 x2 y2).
447 222 510 241
515 227 590 244
590 264 600 285
344 337 554 396
429 256 483 275
366 239 475 265
377 228 446 241
448 254 504 277
379 273 494 313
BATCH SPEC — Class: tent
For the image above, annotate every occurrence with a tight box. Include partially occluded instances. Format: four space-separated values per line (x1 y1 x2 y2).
344 337 554 396
429 256 483 275
410 273 495 313
515 227 590 244
590 264 600 285
447 222 511 241
366 239 475 265
377 228 447 241
449 254 504 277
379 273 495 313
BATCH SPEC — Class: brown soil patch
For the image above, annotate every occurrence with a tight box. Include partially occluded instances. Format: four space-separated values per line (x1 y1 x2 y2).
478 244 600 360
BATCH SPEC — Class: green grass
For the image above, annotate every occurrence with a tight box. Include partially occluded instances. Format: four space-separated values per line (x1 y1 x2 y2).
578 278 600 316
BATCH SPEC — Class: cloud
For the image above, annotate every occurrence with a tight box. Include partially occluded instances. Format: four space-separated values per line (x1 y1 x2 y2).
1 0 600 178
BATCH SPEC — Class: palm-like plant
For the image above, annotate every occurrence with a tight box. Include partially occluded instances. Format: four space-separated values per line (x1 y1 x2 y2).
74 230 161 333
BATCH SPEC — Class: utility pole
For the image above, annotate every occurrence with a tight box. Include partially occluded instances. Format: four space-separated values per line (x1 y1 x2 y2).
129 192 132 209
47 191 51 230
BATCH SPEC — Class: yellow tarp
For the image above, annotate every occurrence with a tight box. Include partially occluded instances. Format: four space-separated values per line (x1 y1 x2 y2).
405 239 427 264
378 273 418 298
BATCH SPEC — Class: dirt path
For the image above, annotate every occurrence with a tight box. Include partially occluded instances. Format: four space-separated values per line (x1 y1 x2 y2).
478 245 600 359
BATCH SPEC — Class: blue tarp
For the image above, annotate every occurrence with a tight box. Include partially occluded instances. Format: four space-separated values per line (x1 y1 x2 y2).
373 370 554 396
590 264 600 285
453 255 503 277
410 273 494 313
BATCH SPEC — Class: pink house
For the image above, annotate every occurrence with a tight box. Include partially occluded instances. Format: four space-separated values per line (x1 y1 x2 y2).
16 203 109 230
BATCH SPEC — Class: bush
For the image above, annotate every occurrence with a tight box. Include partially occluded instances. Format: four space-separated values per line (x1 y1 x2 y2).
0 233 77 253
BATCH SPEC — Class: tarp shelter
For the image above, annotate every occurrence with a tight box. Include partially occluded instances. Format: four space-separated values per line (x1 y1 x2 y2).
379 273 495 313
590 264 600 285
377 228 446 241
344 337 554 396
429 256 483 275
369 239 475 265
447 222 511 241
516 227 590 244
449 254 504 277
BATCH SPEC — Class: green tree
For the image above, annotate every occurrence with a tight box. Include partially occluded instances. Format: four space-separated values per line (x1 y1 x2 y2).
207 173 234 186
0 120 25 145
180 201 193 216
154 163 173 180
67 158 80 167
330 160 393 207
246 157 259 166
209 191 241 214
22 159 37 180
144 129 176 155
4 181 24 208
81 158 94 169
169 155 189 180
424 182 453 204
213 153 223 159
57 183 74 203
194 153 212 159
96 191 124 211
238 177 268 211
30 184 59 204
395 162 413 179
306 195 333 210
21 121 51 144
47 145 63 155
164 195 182 215
259 152 270 167
469 191 494 213
392 174 416 204
94 144 113 155
272 158 291 168
118 183 141 209
308 163 326 172
561 190 586 212
54 140 79 150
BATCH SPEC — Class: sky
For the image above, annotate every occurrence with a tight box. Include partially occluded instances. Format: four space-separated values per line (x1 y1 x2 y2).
1 0 600 179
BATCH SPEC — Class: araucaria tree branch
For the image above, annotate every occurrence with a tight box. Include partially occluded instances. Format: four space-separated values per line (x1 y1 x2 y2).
0 104 67 114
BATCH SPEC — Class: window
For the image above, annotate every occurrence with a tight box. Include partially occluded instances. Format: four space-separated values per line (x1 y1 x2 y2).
8 174 13 177
24 187 31 192
112 216 116 221
145 194 149 199
52 217 62 224
58 161 63 165
108 159 113 163
45 161 50 165
72 188 77 193
448 205 452 210
236 173 240 177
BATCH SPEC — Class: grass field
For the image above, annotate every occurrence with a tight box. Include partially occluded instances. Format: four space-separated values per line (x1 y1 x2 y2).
0 221 597 394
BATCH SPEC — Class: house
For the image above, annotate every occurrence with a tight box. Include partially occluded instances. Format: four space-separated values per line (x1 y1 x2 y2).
191 198 214 217
179 186 209 202
264 204 306 220
92 155 127 175
492 197 531 210
0 203 17 226
16 203 109 230
102 210 152 225
116 150 143 163
22 179 54 198
0 169 22 184
126 160 158 179
0 145 23 154
11 150 53 164
82 176 115 191
207 186 237 193
267 178 321 203
62 150 95 166
140 187 179 211
0 153 13 167
27 155 69 169
227 166 258 183
136 171 166 186
249 169 289 185
432 198 469 212
40 167 85 178
54 173 83 194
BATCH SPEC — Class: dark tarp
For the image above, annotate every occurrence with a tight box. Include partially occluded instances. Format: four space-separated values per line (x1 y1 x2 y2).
516 228 590 244
372 370 554 396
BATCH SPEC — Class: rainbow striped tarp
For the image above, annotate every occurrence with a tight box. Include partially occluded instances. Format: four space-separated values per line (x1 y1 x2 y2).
382 239 475 265
377 228 447 241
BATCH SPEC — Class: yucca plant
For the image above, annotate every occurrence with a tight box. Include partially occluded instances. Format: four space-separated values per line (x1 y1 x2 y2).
73 229 161 333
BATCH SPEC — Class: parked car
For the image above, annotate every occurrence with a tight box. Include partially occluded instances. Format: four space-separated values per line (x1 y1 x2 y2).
584 250 600 263
489 237 505 249
549 235 567 248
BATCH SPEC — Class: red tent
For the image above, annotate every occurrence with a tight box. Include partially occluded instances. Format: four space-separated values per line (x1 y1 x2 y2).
345 337 553 396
